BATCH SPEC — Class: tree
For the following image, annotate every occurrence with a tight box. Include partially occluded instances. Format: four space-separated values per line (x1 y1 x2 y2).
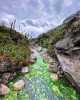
9 19 16 35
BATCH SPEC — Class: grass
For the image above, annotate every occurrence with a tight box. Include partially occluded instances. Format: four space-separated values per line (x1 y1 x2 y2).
0 25 31 62
35 25 64 48
32 24 78 99
0 43 30 62
35 25 65 56
1 49 78 100
0 25 31 99
0 23 78 100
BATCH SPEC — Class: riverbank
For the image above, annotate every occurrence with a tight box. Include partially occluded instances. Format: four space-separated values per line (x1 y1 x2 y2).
2 46 78 100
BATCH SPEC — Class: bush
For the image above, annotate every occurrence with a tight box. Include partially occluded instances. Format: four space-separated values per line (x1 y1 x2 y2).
0 25 31 63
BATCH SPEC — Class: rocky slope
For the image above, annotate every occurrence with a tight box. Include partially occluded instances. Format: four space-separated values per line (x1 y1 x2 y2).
36 11 80 93
54 11 80 93
0 25 31 95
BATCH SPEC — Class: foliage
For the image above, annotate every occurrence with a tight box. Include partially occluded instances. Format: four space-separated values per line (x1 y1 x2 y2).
2 53 77 100
0 25 31 62
36 25 64 47
35 25 64 55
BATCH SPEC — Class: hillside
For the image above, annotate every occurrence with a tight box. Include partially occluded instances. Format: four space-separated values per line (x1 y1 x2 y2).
0 25 31 86
0 25 31 62
35 24 65 55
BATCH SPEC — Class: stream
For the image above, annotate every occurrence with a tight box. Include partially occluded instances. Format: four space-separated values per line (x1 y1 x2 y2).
2 47 78 100
17 48 77 100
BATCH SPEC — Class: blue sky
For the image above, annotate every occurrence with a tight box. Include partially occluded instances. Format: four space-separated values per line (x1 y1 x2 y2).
0 0 80 37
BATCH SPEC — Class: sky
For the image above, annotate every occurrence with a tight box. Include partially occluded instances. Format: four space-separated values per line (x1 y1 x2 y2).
0 0 80 37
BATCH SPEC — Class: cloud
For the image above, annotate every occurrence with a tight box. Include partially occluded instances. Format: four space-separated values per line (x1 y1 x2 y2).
0 0 80 37
19 18 56 37
64 0 73 6
0 13 16 26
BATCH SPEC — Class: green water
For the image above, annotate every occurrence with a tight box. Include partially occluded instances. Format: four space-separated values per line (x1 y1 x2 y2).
2 51 78 100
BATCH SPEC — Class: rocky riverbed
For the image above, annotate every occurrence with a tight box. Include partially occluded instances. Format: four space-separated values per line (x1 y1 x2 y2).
1 46 78 100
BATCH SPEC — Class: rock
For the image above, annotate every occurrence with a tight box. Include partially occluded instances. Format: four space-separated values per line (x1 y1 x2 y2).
55 37 73 51
32 54 37 59
1 73 11 84
56 54 80 92
63 11 80 24
30 53 37 64
37 46 42 52
1 72 16 84
21 67 29 74
48 64 58 73
13 80 25 91
0 84 10 96
54 11 80 92
0 58 12 73
28 59 35 64
48 58 54 63
0 54 23 84
28 53 36 64
50 73 59 80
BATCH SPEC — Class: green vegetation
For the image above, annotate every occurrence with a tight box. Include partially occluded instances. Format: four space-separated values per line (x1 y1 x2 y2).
0 25 31 99
35 25 64 55
0 25 31 62
2 52 77 100
36 25 64 47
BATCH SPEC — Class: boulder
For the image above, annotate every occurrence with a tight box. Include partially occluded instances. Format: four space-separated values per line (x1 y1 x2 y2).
54 11 80 92
0 84 10 96
0 58 12 73
1 72 16 84
13 80 25 91
56 53 80 92
0 54 23 84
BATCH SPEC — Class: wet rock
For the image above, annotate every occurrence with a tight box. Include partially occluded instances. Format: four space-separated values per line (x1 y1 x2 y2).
13 80 25 91
0 84 10 96
21 67 29 74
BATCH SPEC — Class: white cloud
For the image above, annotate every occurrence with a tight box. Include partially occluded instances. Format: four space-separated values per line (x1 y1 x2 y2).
64 0 73 7
0 0 79 37
0 13 16 26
